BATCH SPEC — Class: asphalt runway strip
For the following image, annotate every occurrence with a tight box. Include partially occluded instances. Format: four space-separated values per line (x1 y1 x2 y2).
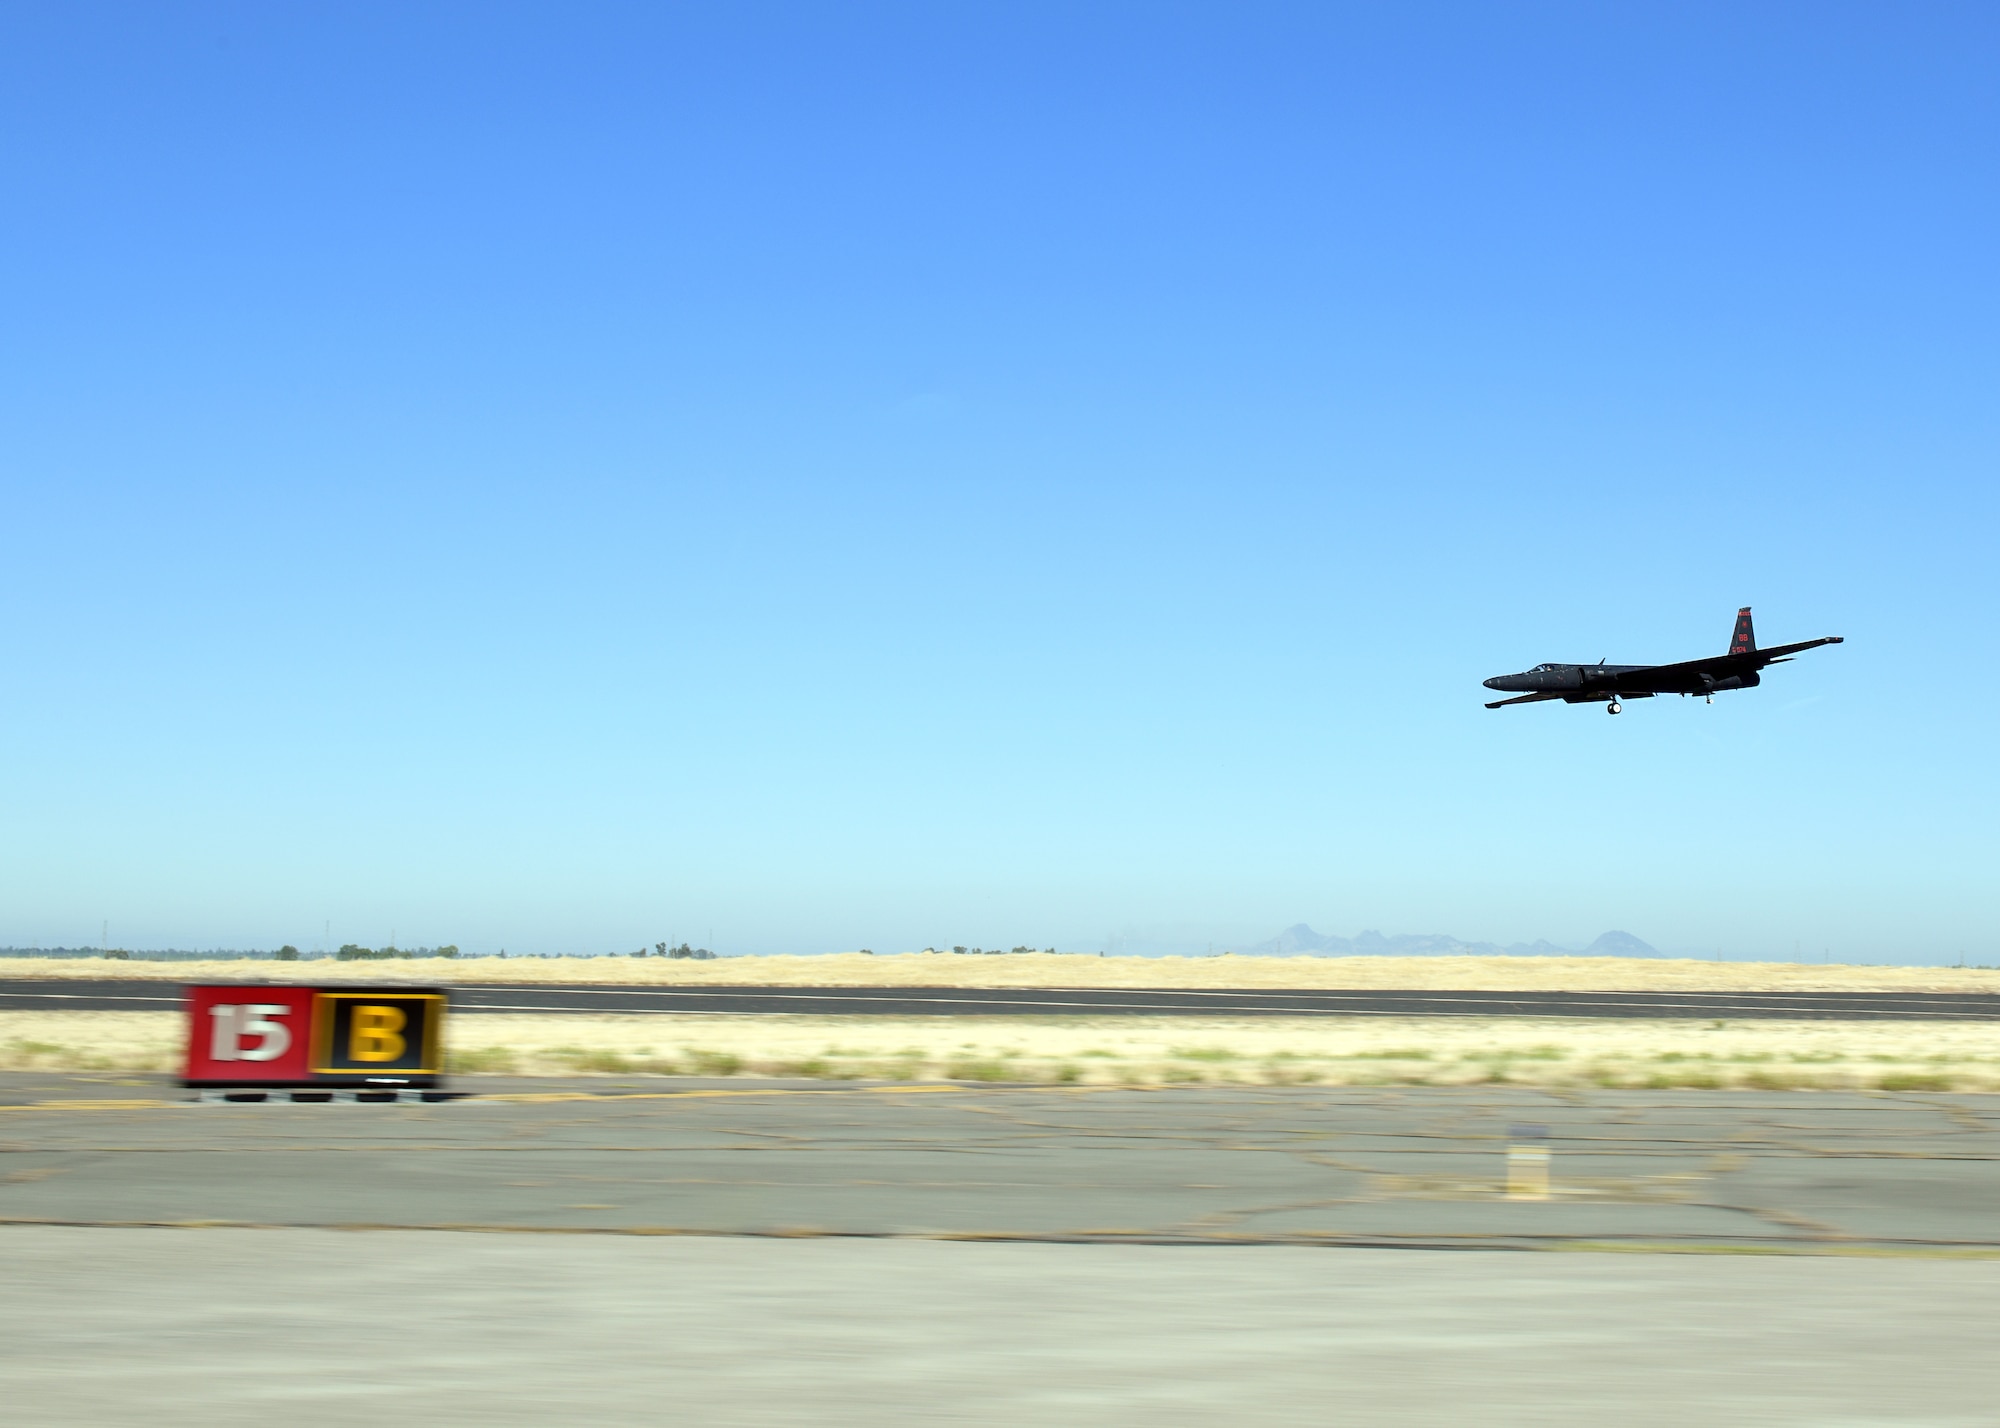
5 978 2000 1019
5 1077 2000 1252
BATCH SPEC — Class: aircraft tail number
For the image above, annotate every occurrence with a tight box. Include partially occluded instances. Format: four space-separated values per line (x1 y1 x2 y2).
1730 606 1755 655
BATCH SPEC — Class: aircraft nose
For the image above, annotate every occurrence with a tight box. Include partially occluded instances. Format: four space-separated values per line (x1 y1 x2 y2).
1483 677 1502 690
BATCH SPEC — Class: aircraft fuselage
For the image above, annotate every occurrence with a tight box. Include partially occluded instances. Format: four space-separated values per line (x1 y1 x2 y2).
1481 608 1840 713
1481 662 1761 699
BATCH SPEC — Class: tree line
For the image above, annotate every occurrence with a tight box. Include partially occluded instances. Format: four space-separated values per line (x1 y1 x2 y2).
632 942 715 959
925 946 1058 955
330 944 460 961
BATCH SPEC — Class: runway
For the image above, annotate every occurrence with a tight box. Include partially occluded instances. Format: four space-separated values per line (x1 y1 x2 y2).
9 1073 2000 1425
4 977 2000 1020
5 1071 2000 1248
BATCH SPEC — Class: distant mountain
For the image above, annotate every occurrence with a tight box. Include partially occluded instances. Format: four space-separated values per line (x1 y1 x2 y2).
1241 924 1659 958
1580 930 1658 958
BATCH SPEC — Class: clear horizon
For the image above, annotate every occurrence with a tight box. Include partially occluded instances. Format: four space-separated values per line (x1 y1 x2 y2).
3 5 1994 966
0 921 1973 967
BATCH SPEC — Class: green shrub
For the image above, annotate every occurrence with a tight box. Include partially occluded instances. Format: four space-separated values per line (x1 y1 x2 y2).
867 1058 926 1081
3 1038 66 1066
771 1058 834 1078
558 1049 632 1073
447 1047 519 1073
1260 1063 1323 1085
944 1058 1010 1082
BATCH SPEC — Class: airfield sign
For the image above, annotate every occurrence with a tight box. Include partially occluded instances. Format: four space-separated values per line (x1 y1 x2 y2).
183 984 446 1089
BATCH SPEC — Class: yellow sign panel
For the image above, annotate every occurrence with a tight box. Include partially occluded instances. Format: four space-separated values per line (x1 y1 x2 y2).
310 992 444 1077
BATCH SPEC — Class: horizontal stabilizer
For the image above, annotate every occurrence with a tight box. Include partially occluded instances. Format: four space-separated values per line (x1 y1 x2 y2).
1756 635 1844 659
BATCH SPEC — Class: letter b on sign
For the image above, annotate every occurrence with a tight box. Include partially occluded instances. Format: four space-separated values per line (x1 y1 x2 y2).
348 1005 407 1062
314 994 440 1076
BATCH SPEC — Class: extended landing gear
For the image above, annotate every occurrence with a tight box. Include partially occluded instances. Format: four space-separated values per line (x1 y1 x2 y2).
1607 699 1623 715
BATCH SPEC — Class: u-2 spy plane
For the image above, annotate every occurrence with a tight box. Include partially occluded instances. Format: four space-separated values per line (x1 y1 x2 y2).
1483 608 1842 715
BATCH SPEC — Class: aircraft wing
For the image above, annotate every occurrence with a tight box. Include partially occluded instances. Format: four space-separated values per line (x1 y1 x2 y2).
1484 691 1568 709
1613 654 1750 686
1615 635 1843 691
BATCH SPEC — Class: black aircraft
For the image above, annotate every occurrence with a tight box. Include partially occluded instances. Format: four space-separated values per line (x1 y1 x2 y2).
1483 608 1843 715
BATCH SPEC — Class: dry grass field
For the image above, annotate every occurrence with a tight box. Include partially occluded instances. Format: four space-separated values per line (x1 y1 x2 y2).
4 952 1997 992
13 952 1993 1091
7 1009 1998 1092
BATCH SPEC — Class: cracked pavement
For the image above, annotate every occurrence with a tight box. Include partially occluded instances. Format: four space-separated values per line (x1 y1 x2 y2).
4 1073 1997 1248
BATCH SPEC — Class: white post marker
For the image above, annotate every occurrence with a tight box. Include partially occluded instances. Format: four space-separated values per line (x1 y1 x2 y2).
1505 1122 1551 1201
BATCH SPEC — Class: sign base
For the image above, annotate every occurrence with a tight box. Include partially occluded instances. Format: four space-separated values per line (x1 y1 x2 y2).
187 1088 462 1104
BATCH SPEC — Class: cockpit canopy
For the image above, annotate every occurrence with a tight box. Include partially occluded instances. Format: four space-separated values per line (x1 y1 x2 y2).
1531 663 1560 672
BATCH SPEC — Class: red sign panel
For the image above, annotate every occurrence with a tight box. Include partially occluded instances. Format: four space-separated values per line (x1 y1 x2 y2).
182 985 446 1087
183 985 317 1084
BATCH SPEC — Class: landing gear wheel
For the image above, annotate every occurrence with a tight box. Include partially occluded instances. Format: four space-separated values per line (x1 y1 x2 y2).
1607 700 1623 715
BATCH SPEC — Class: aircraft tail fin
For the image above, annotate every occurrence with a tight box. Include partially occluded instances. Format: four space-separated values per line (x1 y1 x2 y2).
1729 607 1755 655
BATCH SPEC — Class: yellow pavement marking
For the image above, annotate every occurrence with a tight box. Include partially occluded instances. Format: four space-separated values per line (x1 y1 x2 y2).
477 1084 1032 1104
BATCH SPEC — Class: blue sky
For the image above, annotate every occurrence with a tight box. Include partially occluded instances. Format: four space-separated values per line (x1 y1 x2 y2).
3 3 1994 960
